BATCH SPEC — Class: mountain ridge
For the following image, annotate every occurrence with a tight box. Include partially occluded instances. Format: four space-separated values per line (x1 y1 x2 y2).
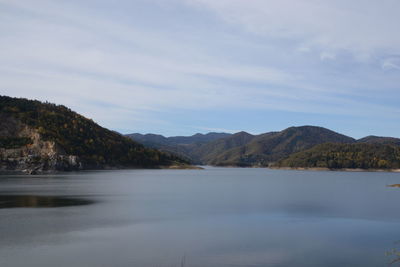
126 132 232 146
127 126 399 168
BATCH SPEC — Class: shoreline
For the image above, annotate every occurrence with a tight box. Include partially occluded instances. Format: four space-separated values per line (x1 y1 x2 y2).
269 166 400 173
161 165 203 170
1 165 399 175
0 164 203 175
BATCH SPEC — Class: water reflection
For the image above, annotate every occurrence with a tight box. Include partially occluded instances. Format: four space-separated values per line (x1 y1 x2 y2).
0 169 400 267
0 195 94 208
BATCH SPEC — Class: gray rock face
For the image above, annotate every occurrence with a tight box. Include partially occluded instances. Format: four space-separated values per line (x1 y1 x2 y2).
0 114 83 174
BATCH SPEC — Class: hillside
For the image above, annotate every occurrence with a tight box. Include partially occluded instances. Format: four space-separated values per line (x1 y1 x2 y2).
128 126 400 170
0 96 188 174
128 126 361 167
199 126 355 166
127 132 232 163
126 133 170 147
192 131 255 164
357 136 400 146
276 143 400 170
127 132 231 146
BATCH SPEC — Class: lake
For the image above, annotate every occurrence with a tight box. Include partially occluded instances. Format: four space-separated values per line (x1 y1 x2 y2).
1 167 400 267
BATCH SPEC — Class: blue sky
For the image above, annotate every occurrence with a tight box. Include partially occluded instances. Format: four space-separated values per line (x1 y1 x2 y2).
1 0 400 138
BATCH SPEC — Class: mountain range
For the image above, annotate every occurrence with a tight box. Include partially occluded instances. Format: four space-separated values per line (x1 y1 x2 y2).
127 127 400 168
1 95 399 173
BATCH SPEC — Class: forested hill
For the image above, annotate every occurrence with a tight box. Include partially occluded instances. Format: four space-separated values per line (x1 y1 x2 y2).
357 136 400 146
276 143 400 170
0 96 188 173
128 126 356 166
128 127 400 170
126 132 231 147
201 126 355 166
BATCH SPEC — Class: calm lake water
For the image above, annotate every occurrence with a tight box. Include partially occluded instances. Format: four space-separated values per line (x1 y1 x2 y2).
1 167 400 267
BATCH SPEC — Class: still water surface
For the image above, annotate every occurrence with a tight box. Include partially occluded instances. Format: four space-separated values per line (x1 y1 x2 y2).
1 167 400 267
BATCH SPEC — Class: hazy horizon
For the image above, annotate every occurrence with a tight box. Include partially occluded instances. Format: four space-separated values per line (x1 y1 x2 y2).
1 0 399 138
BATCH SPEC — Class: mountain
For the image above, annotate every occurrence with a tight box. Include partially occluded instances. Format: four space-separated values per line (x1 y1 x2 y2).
276 143 400 170
127 132 232 146
128 126 400 170
128 126 358 167
126 133 170 147
0 96 188 174
357 135 400 146
169 132 233 145
191 131 256 165
127 132 232 163
201 126 355 166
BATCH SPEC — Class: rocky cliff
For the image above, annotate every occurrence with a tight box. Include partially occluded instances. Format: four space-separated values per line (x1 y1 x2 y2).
0 96 188 174
0 113 82 174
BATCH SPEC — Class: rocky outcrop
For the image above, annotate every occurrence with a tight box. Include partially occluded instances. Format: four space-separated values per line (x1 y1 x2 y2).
0 114 82 174
0 96 190 173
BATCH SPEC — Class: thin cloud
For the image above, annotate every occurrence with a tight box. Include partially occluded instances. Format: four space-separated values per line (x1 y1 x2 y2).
186 0 400 57
0 0 399 136
320 52 336 61
382 57 400 71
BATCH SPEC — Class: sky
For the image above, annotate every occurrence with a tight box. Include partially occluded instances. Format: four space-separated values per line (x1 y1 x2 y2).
1 0 400 138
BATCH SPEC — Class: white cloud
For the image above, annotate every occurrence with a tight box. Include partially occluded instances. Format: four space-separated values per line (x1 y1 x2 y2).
186 0 400 57
0 0 333 114
382 57 400 70
320 52 336 61
0 0 399 135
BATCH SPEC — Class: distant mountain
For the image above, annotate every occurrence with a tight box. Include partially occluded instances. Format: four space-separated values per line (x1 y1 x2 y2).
126 133 170 147
128 126 360 167
192 131 255 164
357 135 400 146
202 126 355 166
276 143 400 170
127 132 232 146
128 125 400 170
0 96 188 174
127 132 232 163
170 132 233 145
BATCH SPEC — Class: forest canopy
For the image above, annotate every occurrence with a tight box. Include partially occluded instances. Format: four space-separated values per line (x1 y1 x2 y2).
0 95 187 167
276 143 400 169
